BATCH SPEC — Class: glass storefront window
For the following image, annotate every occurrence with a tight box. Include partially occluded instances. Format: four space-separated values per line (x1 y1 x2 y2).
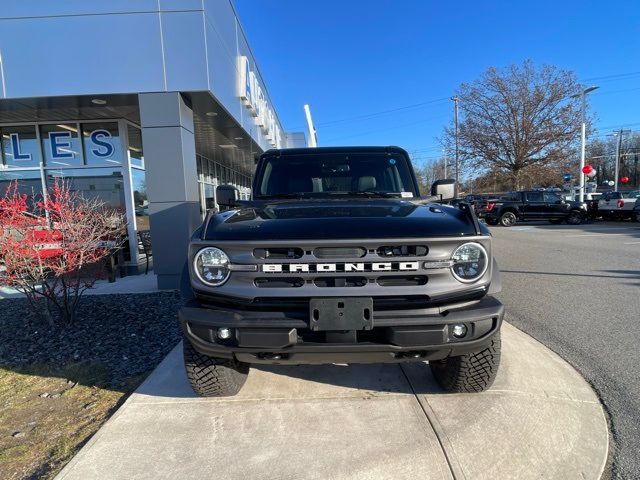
0 170 43 212
45 168 125 213
40 124 83 167
204 183 215 210
1 125 42 168
128 125 144 168
82 122 123 166
131 168 149 231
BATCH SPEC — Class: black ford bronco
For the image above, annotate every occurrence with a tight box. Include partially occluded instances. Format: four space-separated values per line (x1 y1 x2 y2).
179 146 504 396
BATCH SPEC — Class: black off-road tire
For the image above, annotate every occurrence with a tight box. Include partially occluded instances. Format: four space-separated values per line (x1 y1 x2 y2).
430 332 501 393
499 211 517 227
183 339 249 397
566 210 584 225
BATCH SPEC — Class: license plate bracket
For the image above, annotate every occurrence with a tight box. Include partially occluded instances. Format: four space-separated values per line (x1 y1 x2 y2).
309 298 374 331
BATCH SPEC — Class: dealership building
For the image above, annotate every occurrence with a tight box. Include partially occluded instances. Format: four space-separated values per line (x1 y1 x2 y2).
0 0 307 288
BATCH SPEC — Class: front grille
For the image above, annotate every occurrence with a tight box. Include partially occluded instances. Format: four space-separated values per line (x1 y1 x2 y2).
376 275 428 287
313 277 368 288
253 248 304 259
377 245 428 257
313 247 367 258
255 277 304 288
191 236 493 309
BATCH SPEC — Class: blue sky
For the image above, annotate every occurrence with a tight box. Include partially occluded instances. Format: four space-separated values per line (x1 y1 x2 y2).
235 0 640 167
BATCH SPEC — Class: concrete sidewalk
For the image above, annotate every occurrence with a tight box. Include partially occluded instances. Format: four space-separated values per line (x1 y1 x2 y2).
56 323 609 480
0 273 164 300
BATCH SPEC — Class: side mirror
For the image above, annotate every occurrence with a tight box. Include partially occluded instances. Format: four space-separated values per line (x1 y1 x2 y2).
216 184 239 208
431 179 456 201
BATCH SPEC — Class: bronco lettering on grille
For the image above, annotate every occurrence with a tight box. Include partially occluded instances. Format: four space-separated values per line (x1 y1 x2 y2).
261 262 420 273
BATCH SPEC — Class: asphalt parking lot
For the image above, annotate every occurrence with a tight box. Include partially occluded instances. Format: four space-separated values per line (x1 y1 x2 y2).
490 221 640 479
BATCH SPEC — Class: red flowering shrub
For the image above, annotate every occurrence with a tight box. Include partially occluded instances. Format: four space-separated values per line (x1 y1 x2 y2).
0 180 126 325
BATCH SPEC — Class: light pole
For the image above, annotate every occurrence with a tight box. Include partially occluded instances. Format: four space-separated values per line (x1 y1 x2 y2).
451 96 460 195
571 85 598 203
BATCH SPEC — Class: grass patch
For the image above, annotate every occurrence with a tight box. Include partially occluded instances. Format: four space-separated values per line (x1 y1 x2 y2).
0 363 140 480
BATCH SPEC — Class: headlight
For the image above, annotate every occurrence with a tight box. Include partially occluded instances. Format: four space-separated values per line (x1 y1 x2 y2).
450 242 488 283
194 247 230 286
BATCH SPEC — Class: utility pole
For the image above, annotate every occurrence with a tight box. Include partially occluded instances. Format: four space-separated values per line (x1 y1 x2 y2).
614 129 622 190
451 96 459 196
443 148 447 178
610 129 631 191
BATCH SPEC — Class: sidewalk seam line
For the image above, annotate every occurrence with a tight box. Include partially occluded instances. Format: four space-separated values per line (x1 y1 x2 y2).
399 364 465 480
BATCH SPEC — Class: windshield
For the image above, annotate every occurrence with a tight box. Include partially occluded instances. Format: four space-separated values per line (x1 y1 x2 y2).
255 153 417 198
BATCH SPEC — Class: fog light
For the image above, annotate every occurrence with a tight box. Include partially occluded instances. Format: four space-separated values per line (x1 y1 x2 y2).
217 328 232 340
452 324 467 338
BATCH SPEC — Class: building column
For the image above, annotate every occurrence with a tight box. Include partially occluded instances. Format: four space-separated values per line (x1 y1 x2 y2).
139 92 201 290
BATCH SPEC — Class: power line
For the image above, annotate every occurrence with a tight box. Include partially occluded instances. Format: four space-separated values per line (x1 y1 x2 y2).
322 112 449 143
582 71 640 82
316 96 450 127
596 86 640 96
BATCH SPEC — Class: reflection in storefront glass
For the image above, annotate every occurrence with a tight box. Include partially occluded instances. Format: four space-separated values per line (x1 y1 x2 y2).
131 168 149 231
0 125 42 168
204 184 215 210
45 168 125 212
0 170 43 212
40 124 83 167
128 125 144 168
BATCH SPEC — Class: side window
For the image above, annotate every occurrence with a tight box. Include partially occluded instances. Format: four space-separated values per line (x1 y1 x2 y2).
501 193 520 202
543 192 561 203
525 192 543 202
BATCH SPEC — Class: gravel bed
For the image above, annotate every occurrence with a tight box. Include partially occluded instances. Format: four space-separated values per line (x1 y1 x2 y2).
0 292 183 388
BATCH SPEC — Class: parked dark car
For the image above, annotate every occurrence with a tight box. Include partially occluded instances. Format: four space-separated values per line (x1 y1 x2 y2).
484 191 585 226
572 193 602 220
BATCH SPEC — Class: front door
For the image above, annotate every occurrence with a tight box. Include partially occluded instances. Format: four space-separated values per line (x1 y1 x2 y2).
522 191 545 219
543 192 566 217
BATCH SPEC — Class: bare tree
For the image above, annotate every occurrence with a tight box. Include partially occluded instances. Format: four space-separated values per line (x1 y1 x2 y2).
445 61 588 189
414 157 447 195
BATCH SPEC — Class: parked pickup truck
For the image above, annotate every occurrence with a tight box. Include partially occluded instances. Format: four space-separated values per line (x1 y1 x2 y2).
484 190 584 226
463 194 500 218
597 191 640 220
179 146 504 397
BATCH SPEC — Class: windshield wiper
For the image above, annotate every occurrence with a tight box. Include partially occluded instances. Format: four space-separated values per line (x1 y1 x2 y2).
328 191 400 198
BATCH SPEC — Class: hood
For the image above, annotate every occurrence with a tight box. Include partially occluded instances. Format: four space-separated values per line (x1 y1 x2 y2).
203 199 484 240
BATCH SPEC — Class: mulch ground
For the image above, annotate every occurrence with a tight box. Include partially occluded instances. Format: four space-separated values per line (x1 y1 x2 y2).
0 292 183 479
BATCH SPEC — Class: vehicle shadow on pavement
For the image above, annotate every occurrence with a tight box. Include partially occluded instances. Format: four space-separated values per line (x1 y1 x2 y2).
251 362 445 395
133 345 446 399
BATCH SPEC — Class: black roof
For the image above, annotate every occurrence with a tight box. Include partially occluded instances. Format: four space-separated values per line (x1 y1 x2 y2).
261 146 410 157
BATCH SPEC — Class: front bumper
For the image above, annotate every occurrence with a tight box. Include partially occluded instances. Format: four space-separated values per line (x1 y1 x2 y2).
179 296 504 365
